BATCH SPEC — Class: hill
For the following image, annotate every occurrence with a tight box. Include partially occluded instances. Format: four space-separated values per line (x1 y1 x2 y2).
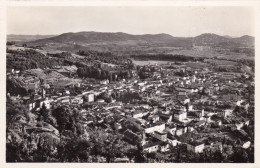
23 31 254 48
26 31 193 48
193 33 254 47
9 32 254 57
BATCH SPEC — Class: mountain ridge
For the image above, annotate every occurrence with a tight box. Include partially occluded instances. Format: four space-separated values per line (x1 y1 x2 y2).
9 31 254 49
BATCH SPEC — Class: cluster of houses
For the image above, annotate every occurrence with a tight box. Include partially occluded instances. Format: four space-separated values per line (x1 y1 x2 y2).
7 60 253 157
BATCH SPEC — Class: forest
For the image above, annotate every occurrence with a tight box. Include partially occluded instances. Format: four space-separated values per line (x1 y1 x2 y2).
131 54 204 62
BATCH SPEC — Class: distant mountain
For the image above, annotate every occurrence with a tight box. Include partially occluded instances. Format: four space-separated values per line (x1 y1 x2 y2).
7 34 57 42
193 33 254 47
223 35 233 39
232 35 255 47
193 33 229 45
15 31 254 51
27 31 193 48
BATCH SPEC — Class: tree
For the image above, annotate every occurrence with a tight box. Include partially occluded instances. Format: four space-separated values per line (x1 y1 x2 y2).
231 148 249 163
52 106 73 136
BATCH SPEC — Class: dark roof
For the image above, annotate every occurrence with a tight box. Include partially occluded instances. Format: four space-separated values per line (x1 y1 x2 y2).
123 129 142 141
188 141 204 146
143 141 168 149
154 131 167 135
195 120 206 126
167 134 177 140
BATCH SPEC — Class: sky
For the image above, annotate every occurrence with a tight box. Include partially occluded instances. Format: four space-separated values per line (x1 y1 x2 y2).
7 6 255 37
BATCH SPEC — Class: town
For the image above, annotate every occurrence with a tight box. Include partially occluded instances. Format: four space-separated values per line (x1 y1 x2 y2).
6 43 254 162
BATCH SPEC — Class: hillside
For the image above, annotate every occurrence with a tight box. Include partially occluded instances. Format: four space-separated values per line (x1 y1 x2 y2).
8 32 254 57
193 33 254 47
25 31 193 48
22 32 254 48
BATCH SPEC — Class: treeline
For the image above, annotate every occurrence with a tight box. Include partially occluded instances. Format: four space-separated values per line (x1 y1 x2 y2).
76 50 135 80
237 59 255 73
47 52 72 58
6 41 16 46
7 49 66 71
131 54 204 62
6 78 31 96
77 50 133 66
7 48 135 81
77 66 132 80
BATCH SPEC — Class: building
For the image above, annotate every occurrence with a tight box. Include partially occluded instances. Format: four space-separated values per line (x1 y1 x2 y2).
143 142 161 153
165 125 176 135
174 111 187 122
100 79 109 85
159 113 172 123
167 135 180 146
85 93 94 102
221 109 233 118
152 131 167 142
143 141 170 153
28 98 51 111
187 142 205 153
145 123 165 134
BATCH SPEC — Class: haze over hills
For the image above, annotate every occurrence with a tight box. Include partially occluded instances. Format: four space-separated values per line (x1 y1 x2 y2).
23 31 193 48
7 32 254 59
8 31 254 48
7 34 57 42
193 33 254 47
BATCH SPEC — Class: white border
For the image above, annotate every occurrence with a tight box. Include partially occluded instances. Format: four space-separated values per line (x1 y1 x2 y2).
1 1 259 168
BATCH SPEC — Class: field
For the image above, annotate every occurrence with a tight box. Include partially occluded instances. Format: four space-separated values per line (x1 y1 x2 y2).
24 67 82 87
132 60 171 66
205 59 238 66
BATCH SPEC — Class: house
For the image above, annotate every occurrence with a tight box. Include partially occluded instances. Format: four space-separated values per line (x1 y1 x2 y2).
148 115 160 123
235 122 244 130
175 125 187 136
221 109 233 118
167 135 180 146
71 96 83 104
243 119 250 126
132 110 149 119
143 142 161 153
100 79 109 85
152 131 167 142
165 125 176 135
174 111 187 122
143 141 170 153
159 113 172 123
160 142 170 152
187 126 195 132
231 122 244 131
187 142 205 153
191 109 204 118
64 90 70 95
194 120 206 127
242 141 251 149
85 93 94 102
114 157 130 163
29 98 51 111
145 123 165 134
114 122 122 131
204 115 211 123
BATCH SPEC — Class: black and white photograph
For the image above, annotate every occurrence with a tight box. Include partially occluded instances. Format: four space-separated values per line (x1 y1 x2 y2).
4 3 257 165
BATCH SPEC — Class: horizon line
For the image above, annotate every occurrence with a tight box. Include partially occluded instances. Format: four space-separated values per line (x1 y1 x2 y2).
6 31 255 38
